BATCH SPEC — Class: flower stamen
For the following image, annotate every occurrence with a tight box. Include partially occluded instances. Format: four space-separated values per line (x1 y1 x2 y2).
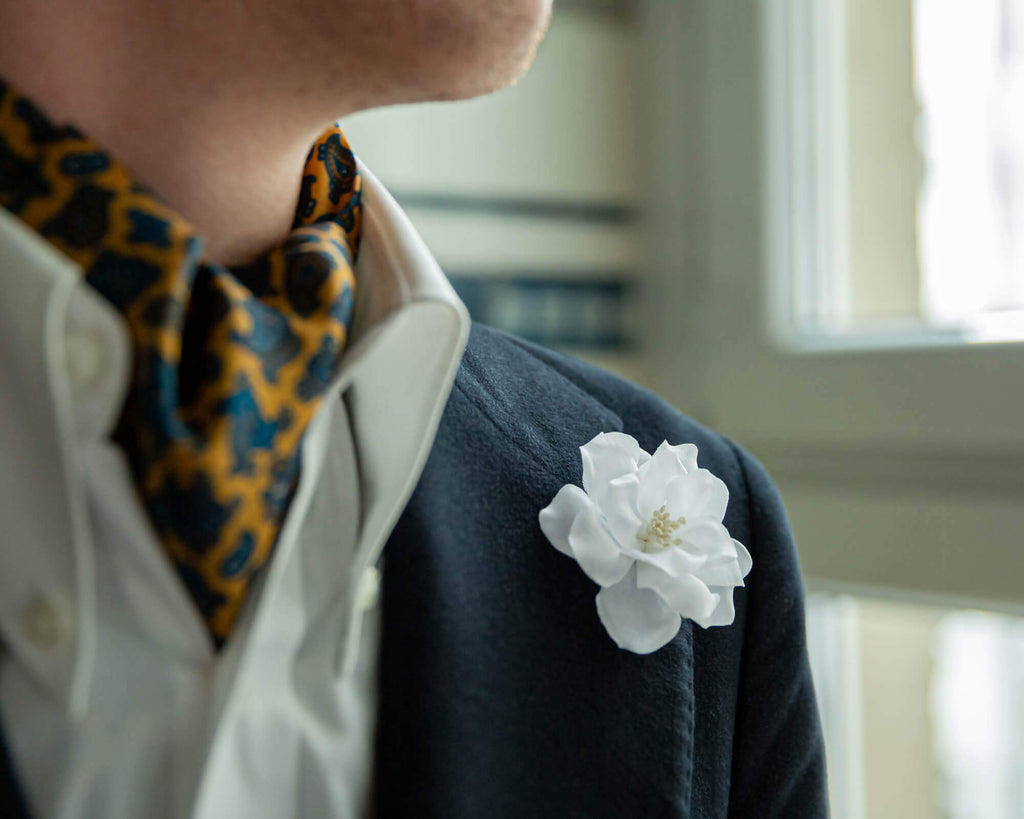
637 505 687 553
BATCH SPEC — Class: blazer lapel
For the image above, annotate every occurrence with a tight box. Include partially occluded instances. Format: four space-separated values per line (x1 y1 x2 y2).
373 325 696 817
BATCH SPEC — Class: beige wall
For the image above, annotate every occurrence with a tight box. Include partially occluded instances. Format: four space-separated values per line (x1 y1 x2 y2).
846 0 923 321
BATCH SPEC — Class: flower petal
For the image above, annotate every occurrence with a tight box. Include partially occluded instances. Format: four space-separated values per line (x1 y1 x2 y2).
691 538 752 588
636 442 689 516
636 560 720 624
734 539 753 578
595 566 682 654
677 520 736 559
602 473 644 546
703 586 739 627
539 484 592 558
630 543 708 577
665 468 729 523
670 442 700 473
695 559 745 589
581 432 648 500
568 504 634 587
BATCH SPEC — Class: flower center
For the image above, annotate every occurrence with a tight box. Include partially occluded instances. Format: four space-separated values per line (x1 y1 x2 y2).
637 505 687 553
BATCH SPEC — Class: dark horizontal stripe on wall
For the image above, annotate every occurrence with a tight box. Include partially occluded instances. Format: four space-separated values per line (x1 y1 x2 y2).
557 0 634 18
394 192 637 226
448 274 635 351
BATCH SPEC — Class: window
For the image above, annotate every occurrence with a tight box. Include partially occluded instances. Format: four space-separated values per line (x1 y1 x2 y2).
637 0 1024 601
916 0 1024 339
775 0 1024 343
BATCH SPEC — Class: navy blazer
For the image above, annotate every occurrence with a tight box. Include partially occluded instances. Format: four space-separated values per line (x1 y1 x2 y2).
0 324 828 817
372 325 828 818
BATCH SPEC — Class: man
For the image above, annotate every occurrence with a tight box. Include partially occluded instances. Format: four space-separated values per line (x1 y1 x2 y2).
0 0 828 816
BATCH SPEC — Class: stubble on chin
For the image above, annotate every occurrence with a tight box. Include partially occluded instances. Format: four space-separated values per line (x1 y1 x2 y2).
254 0 554 115
396 0 555 103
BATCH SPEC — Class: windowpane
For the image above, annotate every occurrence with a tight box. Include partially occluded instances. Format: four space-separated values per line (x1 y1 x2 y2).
786 0 1024 343
917 0 1024 340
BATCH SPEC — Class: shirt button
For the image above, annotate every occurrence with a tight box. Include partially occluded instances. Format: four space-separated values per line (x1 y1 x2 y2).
20 593 72 649
64 328 105 387
356 566 381 612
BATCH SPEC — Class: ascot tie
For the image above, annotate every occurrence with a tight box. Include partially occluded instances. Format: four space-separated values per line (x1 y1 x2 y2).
0 80 362 645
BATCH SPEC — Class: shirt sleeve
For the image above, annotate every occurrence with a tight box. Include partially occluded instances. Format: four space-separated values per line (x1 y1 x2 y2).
727 442 830 818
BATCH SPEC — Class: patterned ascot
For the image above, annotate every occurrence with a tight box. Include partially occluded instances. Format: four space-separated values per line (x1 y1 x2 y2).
0 80 362 646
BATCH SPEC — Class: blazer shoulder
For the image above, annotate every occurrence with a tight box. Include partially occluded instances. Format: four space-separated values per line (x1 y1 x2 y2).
459 324 808 616
463 322 750 489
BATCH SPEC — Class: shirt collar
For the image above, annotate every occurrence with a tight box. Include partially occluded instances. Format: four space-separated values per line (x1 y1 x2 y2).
0 160 469 714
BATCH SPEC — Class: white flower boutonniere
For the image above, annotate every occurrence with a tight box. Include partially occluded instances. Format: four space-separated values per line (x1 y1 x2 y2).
539 432 752 654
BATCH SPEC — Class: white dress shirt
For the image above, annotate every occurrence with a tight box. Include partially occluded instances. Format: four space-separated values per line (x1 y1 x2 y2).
0 163 470 819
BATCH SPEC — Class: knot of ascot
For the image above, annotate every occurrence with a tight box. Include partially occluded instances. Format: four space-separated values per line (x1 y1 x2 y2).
0 80 363 646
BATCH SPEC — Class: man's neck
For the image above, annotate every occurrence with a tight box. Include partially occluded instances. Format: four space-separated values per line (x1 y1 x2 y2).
0 3 351 266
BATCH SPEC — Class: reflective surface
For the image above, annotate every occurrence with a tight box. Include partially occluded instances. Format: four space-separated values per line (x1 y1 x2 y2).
807 593 1024 819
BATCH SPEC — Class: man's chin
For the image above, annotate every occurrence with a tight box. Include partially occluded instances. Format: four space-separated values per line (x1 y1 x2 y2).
405 0 554 104
503 0 554 90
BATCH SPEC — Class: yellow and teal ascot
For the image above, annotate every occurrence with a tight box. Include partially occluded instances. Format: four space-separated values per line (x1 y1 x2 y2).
0 79 362 645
